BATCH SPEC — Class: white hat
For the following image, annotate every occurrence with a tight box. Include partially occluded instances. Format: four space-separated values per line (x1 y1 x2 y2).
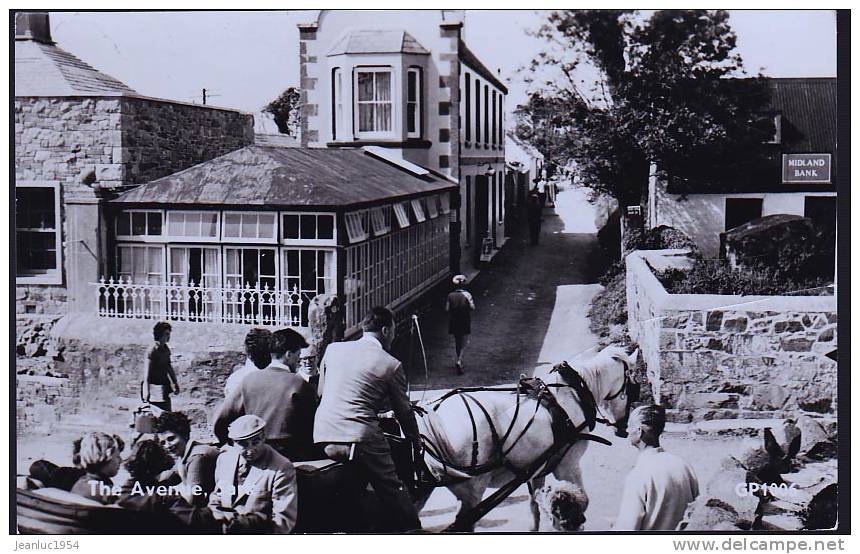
452 274 467 285
228 414 266 440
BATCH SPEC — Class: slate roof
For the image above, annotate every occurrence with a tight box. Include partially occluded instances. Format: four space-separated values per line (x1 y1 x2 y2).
328 29 430 56
769 78 837 154
14 39 138 97
113 146 455 209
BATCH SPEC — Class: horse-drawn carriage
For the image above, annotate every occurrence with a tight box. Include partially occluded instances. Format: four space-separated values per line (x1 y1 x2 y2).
17 346 638 534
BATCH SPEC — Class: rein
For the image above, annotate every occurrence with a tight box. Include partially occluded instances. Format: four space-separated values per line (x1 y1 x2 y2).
417 364 612 482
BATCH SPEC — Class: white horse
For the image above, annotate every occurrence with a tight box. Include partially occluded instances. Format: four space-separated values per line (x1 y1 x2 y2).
414 345 639 532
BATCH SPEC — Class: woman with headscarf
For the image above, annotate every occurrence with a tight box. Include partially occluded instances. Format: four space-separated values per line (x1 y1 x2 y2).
446 274 476 374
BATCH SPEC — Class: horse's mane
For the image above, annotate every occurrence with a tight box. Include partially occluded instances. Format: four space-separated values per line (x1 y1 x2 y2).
566 345 627 401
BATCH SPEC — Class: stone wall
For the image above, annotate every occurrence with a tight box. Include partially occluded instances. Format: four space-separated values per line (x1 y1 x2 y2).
16 315 253 434
627 250 837 420
14 95 254 316
119 97 254 185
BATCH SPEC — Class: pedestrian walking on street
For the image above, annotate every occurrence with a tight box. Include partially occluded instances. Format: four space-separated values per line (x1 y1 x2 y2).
614 405 700 531
143 321 180 411
446 274 476 374
527 192 543 245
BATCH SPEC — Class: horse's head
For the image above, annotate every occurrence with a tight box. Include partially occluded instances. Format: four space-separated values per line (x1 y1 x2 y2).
596 345 641 438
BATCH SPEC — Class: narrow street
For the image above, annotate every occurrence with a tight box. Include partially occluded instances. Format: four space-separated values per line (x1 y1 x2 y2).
401 185 609 391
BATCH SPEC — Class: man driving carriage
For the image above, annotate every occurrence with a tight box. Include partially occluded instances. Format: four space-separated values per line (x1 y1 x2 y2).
314 306 423 532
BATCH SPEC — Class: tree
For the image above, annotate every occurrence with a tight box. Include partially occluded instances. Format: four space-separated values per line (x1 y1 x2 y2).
516 10 773 204
263 87 302 137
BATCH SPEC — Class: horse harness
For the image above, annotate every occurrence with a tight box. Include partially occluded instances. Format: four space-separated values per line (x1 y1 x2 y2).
417 362 613 485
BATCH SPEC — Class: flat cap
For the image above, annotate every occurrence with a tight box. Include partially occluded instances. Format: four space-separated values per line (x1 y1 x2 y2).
228 414 267 440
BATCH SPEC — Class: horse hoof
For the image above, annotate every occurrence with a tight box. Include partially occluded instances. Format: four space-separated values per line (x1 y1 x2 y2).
614 428 628 438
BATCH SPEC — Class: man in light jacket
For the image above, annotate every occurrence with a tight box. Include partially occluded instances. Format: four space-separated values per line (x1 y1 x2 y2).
209 415 298 534
614 405 699 531
314 306 422 532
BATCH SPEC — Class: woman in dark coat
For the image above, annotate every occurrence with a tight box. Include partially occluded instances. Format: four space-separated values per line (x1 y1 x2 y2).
446 274 476 374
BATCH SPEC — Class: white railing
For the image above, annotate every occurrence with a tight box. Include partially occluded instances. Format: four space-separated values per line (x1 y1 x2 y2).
92 277 306 327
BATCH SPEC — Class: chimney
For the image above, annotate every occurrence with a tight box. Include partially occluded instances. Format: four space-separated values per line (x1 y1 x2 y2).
15 12 53 44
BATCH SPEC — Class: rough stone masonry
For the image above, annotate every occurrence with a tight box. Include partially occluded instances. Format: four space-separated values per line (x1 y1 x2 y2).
626 250 837 420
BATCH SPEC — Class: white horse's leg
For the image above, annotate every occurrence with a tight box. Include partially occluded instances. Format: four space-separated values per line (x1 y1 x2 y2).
527 476 546 531
447 474 492 532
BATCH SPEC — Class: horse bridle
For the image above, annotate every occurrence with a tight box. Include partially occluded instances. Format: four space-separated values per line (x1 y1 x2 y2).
552 359 638 429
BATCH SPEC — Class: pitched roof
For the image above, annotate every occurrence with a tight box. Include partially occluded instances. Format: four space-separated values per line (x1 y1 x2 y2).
328 29 430 56
14 39 138 97
768 78 837 154
112 145 455 208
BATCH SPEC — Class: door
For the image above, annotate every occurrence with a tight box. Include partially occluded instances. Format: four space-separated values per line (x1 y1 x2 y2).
224 247 277 324
724 198 763 231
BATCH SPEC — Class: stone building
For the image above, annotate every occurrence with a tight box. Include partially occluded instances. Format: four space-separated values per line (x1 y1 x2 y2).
646 78 837 257
14 12 254 317
297 9 509 275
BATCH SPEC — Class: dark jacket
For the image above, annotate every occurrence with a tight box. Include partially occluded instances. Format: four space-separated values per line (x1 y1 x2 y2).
213 362 317 457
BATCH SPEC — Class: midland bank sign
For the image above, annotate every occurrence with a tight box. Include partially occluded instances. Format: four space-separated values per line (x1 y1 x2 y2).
782 153 832 184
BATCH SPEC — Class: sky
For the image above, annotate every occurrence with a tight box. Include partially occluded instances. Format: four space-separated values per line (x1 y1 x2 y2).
45 10 838 128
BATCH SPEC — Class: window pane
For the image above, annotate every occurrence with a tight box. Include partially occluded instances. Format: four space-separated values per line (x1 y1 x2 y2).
147 247 163 273
407 71 417 102
17 231 56 271
318 215 334 239
283 214 300 239
133 247 145 278
167 213 183 236
185 212 202 236
132 212 147 235
286 250 300 277
224 214 240 237
359 104 374 132
148 212 163 235
357 73 374 101
376 73 391 101
117 213 131 236
225 249 240 277
377 104 392 132
203 213 218 237
240 214 257 238
301 250 316 291
300 214 316 240
260 249 276 278
407 104 416 133
259 214 275 238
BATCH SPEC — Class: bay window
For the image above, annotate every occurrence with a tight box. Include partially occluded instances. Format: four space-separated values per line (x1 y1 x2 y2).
356 69 393 137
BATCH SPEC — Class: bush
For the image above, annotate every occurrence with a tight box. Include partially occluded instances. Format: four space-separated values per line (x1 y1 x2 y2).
658 223 835 296
623 224 699 255
588 270 628 339
657 259 833 296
